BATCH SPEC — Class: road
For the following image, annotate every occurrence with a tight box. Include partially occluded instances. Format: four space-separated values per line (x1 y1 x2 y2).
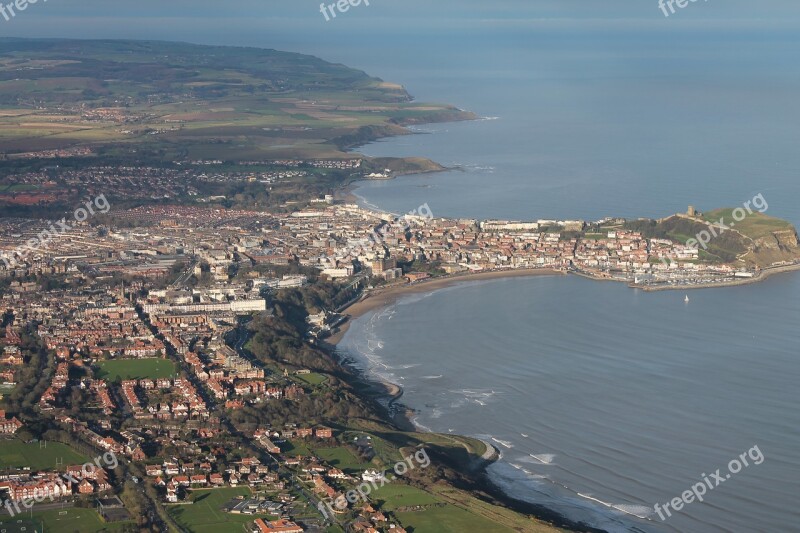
138 307 338 529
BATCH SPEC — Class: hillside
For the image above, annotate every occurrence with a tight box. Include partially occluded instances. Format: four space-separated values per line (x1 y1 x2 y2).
0 38 475 161
625 210 800 268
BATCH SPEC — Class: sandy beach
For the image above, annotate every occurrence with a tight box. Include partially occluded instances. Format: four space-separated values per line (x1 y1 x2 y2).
327 268 563 346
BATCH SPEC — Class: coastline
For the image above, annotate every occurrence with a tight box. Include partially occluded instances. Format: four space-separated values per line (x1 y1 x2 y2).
322 266 610 532
324 268 564 431
325 102 800 533
327 268 564 346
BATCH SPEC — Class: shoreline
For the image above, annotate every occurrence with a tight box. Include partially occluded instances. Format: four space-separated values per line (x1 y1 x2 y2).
327 268 564 346
324 268 564 432
325 107 800 533
321 266 610 532
321 261 800 533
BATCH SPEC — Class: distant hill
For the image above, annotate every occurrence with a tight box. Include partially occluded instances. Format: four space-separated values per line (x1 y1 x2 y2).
0 38 388 102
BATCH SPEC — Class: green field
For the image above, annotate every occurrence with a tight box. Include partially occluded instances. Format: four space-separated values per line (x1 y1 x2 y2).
96 358 178 381
371 484 439 511
0 507 131 532
312 446 370 472
168 487 277 533
0 40 472 159
703 208 792 239
0 439 88 470
294 372 328 386
395 504 512 533
283 439 312 457
372 484 513 533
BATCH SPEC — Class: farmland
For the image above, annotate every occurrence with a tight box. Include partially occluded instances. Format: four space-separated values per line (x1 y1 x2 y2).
0 39 474 161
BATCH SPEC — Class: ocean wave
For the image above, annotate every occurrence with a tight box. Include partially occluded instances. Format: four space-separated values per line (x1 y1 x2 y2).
487 462 652 533
367 339 384 351
449 398 467 409
491 437 514 449
524 453 556 465
411 416 433 432
459 163 496 172
577 494 653 520
351 191 383 211
384 363 421 371
532 453 556 465
449 388 501 406
613 504 654 520
396 291 435 306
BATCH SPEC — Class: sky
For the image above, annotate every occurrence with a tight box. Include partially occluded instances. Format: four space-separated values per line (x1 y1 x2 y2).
3 1 800 58
1 0 798 93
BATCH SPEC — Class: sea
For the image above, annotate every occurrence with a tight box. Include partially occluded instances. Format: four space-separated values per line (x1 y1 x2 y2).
328 9 800 533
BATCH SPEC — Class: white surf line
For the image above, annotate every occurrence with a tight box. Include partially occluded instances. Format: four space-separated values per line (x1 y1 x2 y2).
491 437 514 449
576 493 652 520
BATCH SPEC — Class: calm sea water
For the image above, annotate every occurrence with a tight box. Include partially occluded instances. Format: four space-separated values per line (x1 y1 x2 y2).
334 15 800 533
339 274 800 532
351 34 800 224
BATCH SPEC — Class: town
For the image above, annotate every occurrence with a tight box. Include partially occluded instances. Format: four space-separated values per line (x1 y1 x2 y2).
0 174 797 532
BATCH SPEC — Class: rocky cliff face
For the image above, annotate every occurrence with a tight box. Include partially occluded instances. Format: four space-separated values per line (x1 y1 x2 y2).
749 227 800 266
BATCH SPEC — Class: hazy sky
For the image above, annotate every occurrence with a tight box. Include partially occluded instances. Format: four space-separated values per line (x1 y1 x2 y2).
0 0 797 84
3 1 800 49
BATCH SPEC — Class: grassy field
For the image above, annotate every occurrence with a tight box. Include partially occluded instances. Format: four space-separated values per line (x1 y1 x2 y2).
396 504 509 533
395 504 512 533
0 439 88 470
312 446 369 473
294 372 328 386
0 40 473 159
371 484 439 511
374 484 512 533
703 208 793 239
0 507 131 532
96 358 178 381
283 439 313 457
374 483 564 533
168 487 277 533
434 486 567 533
